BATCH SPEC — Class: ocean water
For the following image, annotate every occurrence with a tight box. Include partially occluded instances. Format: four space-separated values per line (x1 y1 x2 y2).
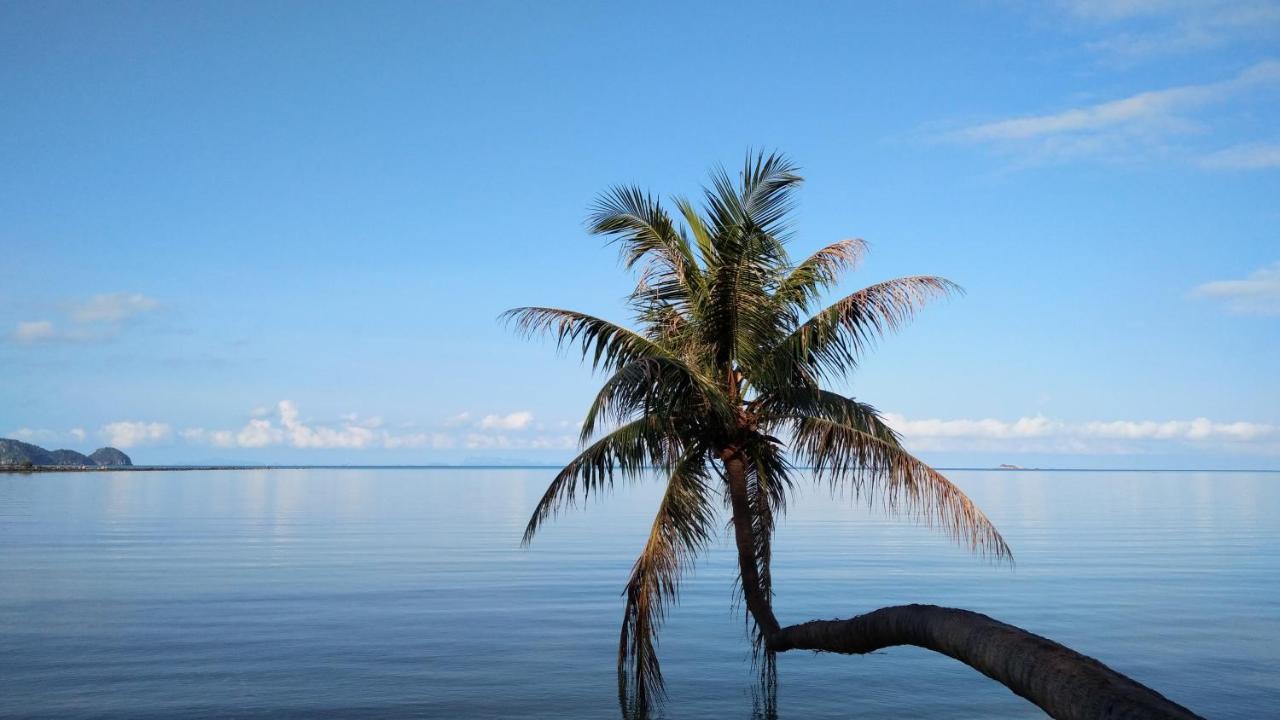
0 468 1276 719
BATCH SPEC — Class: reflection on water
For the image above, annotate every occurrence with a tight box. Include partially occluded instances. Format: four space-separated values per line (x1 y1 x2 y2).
0 469 1277 718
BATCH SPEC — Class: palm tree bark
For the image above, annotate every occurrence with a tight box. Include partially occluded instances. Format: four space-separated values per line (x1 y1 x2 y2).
722 449 780 637
771 604 1202 720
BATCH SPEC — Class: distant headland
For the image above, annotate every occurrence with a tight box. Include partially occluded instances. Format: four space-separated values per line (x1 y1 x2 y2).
0 438 132 470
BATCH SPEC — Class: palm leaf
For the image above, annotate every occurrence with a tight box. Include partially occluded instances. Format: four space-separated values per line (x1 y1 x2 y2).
792 414 1010 561
501 307 678 374
522 417 678 545
590 186 705 310
773 238 868 313
770 276 962 381
579 359 692 443
618 449 716 712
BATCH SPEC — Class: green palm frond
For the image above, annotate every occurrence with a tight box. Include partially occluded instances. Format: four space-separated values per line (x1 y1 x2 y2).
522 417 679 545
752 388 898 444
618 449 716 712
704 151 803 240
501 307 679 374
770 276 962 381
673 197 715 268
590 186 706 312
578 357 720 442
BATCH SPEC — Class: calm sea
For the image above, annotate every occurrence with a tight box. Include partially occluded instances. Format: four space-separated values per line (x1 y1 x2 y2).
0 469 1276 718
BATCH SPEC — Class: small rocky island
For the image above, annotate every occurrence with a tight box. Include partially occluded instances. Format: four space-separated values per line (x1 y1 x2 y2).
0 438 132 470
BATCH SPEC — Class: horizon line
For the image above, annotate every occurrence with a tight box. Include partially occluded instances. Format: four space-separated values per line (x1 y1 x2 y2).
3 464 1277 474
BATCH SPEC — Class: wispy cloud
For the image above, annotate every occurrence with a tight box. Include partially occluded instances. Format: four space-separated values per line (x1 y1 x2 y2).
11 320 55 344
1059 0 1280 62
1197 141 1280 169
460 432 575 450
478 411 534 430
100 421 173 449
9 427 61 444
1191 262 1280 315
179 403 563 451
950 60 1280 164
187 401 377 449
6 427 95 446
885 412 1277 453
70 293 159 324
8 292 160 345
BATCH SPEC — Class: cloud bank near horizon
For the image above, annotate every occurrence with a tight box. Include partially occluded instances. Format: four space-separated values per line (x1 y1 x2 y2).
881 413 1276 455
8 403 1277 457
174 401 574 452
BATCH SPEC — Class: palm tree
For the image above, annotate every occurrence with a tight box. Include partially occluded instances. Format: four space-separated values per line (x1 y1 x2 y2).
506 153 1201 720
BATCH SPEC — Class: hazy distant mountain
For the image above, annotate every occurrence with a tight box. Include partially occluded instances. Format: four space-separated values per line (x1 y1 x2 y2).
48 449 95 465
0 438 132 467
0 438 55 466
89 447 132 466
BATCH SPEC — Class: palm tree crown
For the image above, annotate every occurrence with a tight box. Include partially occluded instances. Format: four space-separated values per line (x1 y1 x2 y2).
505 152 1010 714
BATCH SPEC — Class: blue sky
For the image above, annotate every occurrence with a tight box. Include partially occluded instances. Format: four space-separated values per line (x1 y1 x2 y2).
2 1 1277 467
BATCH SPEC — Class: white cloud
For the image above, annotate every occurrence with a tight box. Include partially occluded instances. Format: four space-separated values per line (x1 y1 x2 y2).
277 400 377 448
236 418 284 448
383 432 456 449
100 421 172 448
1080 418 1274 440
884 414 1058 439
1191 262 1280 315
1059 0 1182 22
478 411 534 430
8 427 93 445
951 60 1280 163
10 427 59 443
180 428 207 441
1059 1 1280 61
12 320 55 344
9 292 161 346
77 404 1280 458
175 403 575 452
884 413 1276 453
182 427 238 447
464 432 574 450
183 401 407 450
1198 142 1280 169
70 292 159 324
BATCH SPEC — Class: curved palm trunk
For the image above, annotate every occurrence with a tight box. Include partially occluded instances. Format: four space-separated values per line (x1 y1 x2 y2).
771 604 1202 720
724 451 1198 719
723 450 780 637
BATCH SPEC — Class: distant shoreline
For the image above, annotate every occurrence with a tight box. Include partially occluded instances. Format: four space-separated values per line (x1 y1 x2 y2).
2 464 1276 474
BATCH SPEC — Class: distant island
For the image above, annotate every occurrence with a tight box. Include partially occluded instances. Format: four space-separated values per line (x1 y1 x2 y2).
0 438 132 470
997 463 1027 470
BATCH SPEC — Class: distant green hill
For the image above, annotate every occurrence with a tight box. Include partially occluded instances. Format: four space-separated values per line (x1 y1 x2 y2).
0 438 132 468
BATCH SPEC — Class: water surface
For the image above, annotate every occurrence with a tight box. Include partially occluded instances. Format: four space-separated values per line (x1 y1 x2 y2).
1 469 1276 718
